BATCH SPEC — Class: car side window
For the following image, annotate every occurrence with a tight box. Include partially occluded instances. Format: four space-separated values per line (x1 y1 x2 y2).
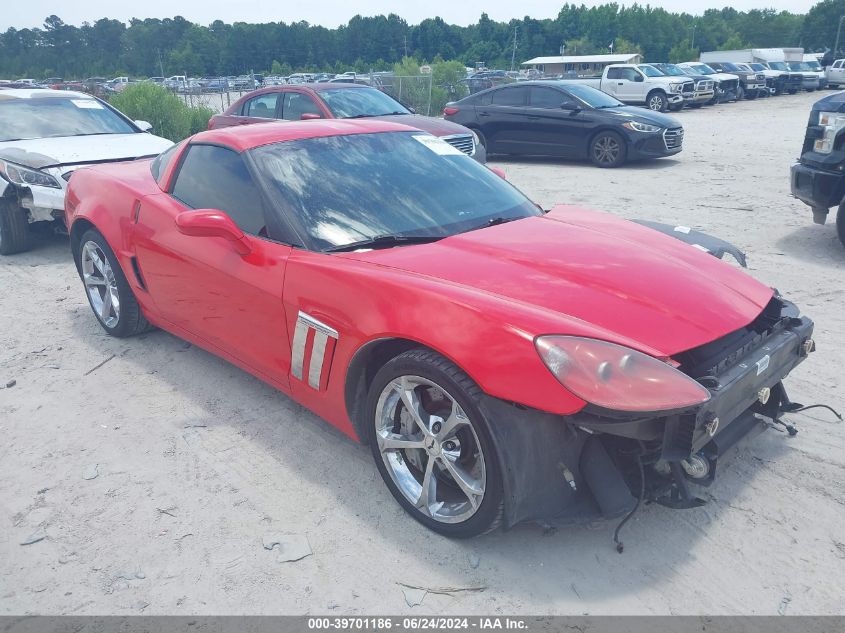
282 93 322 120
491 86 528 106
530 87 572 109
243 94 279 118
171 145 267 236
622 68 640 81
606 68 622 80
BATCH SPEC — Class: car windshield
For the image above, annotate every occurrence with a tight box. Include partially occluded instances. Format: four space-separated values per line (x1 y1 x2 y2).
638 65 664 77
251 131 540 251
319 87 411 118
749 63 766 71
789 62 811 71
718 62 741 71
655 64 685 76
562 83 623 108
806 60 822 71
0 97 136 141
693 63 718 74
768 62 788 71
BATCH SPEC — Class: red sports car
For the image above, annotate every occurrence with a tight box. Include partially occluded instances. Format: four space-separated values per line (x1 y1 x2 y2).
65 120 815 539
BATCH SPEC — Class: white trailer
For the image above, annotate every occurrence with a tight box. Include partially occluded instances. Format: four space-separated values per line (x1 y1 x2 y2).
700 49 789 64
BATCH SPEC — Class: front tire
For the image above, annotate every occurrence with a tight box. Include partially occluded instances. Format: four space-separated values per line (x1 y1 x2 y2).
590 130 627 168
837 203 845 249
365 348 504 538
0 200 31 255
737 84 745 100
74 228 151 337
646 91 667 112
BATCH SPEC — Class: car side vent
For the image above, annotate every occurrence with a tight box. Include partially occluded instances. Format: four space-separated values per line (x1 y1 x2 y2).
130 256 147 291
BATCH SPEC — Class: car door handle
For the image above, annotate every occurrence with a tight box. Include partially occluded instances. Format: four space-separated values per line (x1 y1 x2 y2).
479 112 491 117
526 115 540 120
617 82 624 85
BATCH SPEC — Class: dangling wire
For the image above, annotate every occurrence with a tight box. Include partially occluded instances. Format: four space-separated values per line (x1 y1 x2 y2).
788 404 842 421
613 442 646 554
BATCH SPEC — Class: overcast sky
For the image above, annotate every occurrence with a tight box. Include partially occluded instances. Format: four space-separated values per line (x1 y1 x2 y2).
2 0 821 31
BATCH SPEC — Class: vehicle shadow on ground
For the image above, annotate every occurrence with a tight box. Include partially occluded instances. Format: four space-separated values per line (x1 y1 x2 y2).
40 236 793 604
774 224 845 266
490 156 681 171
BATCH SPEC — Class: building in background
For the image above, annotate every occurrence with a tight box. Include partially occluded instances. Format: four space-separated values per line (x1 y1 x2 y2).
521 53 642 76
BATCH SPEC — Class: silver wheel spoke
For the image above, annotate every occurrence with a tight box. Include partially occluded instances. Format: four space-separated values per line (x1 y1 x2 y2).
438 399 468 439
379 434 426 451
416 456 437 514
441 456 483 510
101 287 113 319
393 377 430 436
84 273 106 287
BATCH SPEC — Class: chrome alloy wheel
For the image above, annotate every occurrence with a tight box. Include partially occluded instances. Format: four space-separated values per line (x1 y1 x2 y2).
593 135 621 165
81 240 120 328
374 375 486 523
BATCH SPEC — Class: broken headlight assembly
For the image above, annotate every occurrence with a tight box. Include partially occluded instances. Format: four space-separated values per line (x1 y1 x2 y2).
0 159 61 189
813 111 845 154
535 335 711 413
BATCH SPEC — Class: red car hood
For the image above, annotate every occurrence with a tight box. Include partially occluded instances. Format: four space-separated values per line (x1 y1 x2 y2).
365 114 472 137
346 207 773 357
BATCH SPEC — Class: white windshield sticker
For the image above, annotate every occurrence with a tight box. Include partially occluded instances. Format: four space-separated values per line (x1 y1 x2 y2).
412 135 463 156
71 99 103 109
674 225 691 234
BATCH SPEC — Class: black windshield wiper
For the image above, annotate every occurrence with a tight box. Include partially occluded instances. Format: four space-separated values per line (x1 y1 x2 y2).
325 234 444 253
462 216 524 233
344 111 409 119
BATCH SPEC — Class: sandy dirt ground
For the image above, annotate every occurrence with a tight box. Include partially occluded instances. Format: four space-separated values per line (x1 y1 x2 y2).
1 90 844 616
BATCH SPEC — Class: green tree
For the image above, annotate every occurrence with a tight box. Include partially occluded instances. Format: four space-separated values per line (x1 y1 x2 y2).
109 83 213 141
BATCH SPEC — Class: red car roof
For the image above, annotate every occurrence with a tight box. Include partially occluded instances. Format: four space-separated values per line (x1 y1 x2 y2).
196 119 414 152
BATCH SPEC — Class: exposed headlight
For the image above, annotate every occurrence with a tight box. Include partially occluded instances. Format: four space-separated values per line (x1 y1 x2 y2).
814 111 845 154
623 121 662 133
669 83 684 93
535 335 711 413
0 159 62 189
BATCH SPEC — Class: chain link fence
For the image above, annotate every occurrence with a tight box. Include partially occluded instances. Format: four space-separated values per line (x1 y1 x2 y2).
170 74 474 117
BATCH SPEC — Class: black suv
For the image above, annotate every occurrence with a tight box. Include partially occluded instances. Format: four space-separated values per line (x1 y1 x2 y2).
790 91 845 247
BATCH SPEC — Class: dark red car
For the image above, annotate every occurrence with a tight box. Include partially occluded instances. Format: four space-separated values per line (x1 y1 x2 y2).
208 83 486 162
65 120 814 539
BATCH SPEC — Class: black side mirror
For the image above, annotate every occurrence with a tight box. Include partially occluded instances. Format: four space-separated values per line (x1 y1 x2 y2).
561 102 582 113
634 74 645 82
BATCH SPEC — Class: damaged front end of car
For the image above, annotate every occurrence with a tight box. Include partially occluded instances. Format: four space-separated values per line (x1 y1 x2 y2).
480 294 815 536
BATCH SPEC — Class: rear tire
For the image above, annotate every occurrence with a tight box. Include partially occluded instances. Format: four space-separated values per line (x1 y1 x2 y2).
0 199 31 255
74 228 152 337
590 130 627 168
737 84 745 100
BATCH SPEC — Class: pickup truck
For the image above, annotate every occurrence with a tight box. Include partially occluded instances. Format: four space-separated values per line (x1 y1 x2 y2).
826 59 845 88
557 64 693 112
645 63 715 108
790 90 845 247
702 62 767 99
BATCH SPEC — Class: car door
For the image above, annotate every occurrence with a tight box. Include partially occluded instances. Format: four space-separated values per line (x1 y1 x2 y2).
830 60 845 85
130 143 294 387
519 86 587 157
216 92 281 128
475 85 530 154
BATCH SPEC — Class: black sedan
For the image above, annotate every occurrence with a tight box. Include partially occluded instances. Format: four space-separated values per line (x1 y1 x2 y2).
443 81 683 168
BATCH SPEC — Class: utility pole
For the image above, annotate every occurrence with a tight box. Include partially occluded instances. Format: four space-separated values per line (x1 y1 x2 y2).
157 49 165 77
510 26 518 71
835 15 845 58
404 35 408 59
690 22 697 49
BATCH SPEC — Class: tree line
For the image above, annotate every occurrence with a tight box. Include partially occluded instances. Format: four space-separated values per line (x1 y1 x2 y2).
1 2 844 80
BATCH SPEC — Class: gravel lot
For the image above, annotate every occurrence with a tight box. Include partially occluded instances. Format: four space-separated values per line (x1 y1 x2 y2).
1 90 844 616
